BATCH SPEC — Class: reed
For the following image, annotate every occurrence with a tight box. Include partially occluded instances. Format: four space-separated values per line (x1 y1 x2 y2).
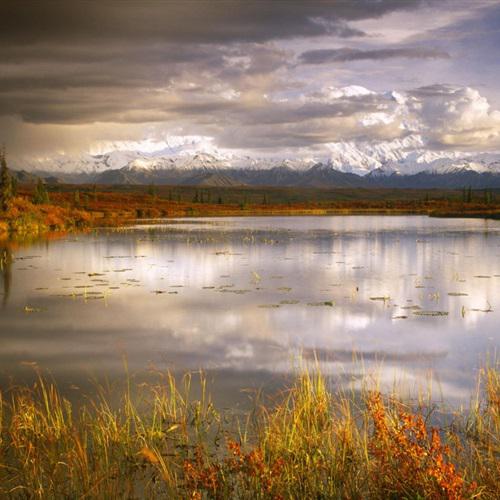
0 363 498 499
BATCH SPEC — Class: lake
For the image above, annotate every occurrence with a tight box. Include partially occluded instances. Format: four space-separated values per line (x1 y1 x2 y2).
1 215 499 407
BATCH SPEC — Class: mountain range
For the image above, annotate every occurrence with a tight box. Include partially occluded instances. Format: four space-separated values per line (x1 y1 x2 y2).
11 135 500 189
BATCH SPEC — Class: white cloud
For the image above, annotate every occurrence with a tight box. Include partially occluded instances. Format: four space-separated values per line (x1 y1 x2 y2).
409 85 500 149
5 83 500 166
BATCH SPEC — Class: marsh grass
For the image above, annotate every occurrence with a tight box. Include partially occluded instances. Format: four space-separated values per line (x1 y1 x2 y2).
0 363 498 499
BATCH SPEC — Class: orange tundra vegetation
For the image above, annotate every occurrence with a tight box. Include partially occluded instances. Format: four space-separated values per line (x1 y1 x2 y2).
0 195 91 239
1 183 499 240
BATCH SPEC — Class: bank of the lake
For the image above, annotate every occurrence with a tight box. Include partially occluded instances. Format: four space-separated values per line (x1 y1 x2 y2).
1 187 499 241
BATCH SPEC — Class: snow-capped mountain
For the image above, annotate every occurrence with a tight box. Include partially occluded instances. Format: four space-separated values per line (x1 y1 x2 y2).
10 134 500 188
14 133 500 176
323 135 500 176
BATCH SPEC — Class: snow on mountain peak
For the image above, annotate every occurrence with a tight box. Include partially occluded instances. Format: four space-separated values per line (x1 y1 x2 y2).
10 133 500 178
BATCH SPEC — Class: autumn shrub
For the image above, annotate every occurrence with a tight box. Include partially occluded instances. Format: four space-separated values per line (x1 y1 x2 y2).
0 196 96 237
367 392 476 499
0 361 498 498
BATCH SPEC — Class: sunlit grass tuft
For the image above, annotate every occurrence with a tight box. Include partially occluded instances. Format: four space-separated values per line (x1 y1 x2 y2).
0 363 498 498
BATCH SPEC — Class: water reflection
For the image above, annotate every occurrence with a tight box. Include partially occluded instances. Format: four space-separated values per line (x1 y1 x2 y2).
0 245 12 308
0 216 498 406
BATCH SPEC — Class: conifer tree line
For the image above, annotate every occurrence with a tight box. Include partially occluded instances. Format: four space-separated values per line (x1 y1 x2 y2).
462 186 473 203
1 148 50 208
462 185 496 204
32 178 50 205
0 148 14 212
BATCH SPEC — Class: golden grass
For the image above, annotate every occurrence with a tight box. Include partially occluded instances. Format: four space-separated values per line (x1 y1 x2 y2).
0 364 498 499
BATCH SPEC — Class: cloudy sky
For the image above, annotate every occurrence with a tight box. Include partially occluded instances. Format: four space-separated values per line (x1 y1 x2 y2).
2 0 500 163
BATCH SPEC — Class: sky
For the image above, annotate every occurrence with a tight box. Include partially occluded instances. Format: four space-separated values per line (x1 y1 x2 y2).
2 0 500 164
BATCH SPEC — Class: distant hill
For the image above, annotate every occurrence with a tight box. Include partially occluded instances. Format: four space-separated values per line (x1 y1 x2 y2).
10 141 500 189
85 163 500 189
11 163 500 189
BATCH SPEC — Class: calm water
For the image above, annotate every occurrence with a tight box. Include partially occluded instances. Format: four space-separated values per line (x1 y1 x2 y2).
1 216 499 406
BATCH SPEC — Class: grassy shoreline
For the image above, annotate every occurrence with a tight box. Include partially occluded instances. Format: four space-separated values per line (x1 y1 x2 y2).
0 365 498 498
1 186 499 241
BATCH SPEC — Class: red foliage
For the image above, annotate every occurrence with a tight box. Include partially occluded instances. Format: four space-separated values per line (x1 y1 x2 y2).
367 392 477 499
182 440 285 499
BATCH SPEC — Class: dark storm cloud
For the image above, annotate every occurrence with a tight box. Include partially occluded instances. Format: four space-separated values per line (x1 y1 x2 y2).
2 1 433 46
4 0 498 157
0 0 436 126
298 47 450 64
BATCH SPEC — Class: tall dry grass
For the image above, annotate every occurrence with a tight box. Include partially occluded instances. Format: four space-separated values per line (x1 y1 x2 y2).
0 364 498 499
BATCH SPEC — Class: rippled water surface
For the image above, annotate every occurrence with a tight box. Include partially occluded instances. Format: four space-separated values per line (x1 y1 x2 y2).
1 216 499 405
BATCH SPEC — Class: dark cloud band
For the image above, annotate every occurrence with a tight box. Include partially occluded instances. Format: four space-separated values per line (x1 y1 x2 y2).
2 1 432 45
298 47 450 64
